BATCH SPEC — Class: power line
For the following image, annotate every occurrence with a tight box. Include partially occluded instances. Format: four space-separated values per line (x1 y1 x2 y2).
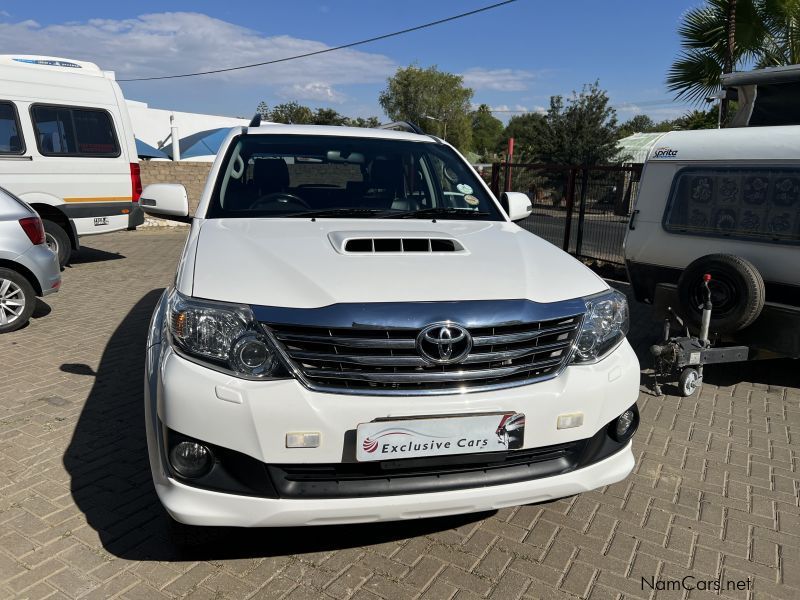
118 0 518 82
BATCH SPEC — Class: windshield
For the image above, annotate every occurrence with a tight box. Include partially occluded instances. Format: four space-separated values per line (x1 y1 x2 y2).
206 134 503 220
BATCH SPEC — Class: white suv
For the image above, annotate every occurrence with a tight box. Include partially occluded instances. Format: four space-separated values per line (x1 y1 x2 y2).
142 123 640 527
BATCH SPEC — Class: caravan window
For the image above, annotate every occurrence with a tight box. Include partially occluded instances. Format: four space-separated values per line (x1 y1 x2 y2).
31 104 120 157
0 102 24 155
663 167 800 244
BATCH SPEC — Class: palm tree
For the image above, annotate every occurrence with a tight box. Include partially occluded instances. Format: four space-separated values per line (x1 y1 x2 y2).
667 0 768 104
758 0 800 66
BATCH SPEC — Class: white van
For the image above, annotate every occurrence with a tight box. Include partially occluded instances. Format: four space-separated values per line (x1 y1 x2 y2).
0 56 143 266
624 126 800 359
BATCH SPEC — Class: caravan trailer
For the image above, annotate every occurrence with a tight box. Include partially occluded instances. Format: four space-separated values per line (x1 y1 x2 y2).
624 125 800 361
0 56 143 266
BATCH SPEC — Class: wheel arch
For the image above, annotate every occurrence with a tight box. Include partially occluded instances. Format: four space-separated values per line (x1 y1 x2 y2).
0 259 42 296
28 204 78 250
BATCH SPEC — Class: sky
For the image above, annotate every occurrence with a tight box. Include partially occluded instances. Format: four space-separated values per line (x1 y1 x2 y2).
0 0 706 124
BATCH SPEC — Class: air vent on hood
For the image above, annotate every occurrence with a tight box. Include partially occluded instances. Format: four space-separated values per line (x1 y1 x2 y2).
343 238 465 253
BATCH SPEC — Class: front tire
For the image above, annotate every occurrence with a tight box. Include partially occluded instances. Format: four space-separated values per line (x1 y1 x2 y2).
0 268 36 333
42 219 71 268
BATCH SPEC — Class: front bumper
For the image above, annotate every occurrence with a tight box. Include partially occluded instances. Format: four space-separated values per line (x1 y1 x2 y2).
145 321 640 525
154 440 633 527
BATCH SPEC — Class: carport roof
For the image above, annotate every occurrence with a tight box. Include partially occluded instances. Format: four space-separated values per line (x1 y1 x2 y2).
616 132 665 164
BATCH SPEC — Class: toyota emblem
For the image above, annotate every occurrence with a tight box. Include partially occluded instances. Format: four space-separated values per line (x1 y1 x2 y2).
416 323 473 365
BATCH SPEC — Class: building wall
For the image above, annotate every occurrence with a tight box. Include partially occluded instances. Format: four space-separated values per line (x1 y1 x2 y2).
139 161 212 226
127 99 248 155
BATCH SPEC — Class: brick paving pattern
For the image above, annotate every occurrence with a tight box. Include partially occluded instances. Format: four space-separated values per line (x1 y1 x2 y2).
0 229 797 599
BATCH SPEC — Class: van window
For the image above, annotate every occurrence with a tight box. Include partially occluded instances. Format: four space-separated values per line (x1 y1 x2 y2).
31 105 119 157
0 102 24 154
663 167 800 244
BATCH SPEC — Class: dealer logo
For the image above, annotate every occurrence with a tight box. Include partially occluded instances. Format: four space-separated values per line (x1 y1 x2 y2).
416 322 472 365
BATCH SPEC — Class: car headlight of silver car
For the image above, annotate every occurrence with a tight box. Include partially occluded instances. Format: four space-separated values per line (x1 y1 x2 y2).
167 289 287 380
571 289 629 364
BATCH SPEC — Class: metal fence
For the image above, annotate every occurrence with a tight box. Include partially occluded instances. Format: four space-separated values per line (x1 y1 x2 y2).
488 162 643 266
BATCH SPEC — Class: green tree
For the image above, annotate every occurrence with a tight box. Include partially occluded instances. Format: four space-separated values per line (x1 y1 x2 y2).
496 113 546 160
539 83 620 166
672 108 721 129
757 0 800 65
470 104 503 158
379 65 474 150
312 108 348 126
618 114 657 138
665 0 800 118
347 116 382 128
267 101 314 124
255 102 380 128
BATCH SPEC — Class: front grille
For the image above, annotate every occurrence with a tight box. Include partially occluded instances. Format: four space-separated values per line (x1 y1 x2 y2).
264 313 583 394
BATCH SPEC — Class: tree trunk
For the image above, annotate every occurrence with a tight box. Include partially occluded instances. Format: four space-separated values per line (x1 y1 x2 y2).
721 0 737 124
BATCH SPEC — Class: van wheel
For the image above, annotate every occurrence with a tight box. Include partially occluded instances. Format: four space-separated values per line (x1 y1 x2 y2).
0 268 36 333
43 220 71 268
677 254 765 334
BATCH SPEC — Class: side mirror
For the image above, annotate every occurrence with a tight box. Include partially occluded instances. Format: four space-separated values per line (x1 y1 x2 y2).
501 192 532 222
140 184 190 222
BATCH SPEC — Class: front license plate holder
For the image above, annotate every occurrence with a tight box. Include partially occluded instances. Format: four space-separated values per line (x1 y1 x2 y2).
356 412 525 462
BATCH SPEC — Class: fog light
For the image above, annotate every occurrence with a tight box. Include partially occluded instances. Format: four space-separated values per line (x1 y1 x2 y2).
616 410 634 437
169 441 213 478
608 406 638 442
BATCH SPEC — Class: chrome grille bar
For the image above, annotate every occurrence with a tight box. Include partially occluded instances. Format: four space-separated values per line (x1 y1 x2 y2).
305 358 564 383
260 300 586 395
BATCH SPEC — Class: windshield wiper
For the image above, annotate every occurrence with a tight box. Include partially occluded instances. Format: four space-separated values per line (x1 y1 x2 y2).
282 207 391 219
383 207 491 219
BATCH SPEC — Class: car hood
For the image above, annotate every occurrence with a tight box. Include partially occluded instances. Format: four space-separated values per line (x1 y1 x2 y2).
189 219 608 308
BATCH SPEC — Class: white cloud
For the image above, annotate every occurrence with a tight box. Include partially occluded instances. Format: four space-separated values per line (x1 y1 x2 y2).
615 102 688 122
462 68 537 92
486 104 545 115
0 12 396 87
282 82 346 103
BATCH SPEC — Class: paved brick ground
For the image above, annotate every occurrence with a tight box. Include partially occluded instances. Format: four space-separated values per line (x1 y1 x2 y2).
0 229 798 600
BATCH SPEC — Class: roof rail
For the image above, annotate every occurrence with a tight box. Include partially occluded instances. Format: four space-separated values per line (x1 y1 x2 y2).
378 120 425 134
248 113 262 128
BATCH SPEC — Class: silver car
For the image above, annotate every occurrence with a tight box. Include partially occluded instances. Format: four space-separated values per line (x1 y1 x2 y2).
0 186 60 332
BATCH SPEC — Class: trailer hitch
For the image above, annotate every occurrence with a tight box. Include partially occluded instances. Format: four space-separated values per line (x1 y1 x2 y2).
650 274 749 397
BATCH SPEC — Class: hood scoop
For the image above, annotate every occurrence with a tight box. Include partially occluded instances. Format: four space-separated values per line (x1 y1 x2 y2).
329 231 467 254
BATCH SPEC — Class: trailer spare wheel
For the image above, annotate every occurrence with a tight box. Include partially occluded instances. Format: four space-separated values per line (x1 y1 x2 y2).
677 254 765 334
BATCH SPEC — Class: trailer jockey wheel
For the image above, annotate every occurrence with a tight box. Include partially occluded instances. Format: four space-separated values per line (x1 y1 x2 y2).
678 367 700 397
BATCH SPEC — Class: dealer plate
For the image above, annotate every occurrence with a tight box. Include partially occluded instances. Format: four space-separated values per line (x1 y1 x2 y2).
356 413 525 462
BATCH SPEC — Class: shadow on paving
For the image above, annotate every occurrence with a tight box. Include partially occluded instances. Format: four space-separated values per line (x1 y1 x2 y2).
68 246 126 266
62 290 490 561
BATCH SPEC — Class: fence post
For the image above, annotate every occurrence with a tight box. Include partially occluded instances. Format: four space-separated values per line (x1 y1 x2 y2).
575 167 589 258
504 138 515 192
503 162 512 193
562 167 576 252
490 163 501 197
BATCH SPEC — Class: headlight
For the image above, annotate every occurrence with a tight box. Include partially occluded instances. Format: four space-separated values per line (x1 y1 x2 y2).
571 289 629 364
167 289 285 380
